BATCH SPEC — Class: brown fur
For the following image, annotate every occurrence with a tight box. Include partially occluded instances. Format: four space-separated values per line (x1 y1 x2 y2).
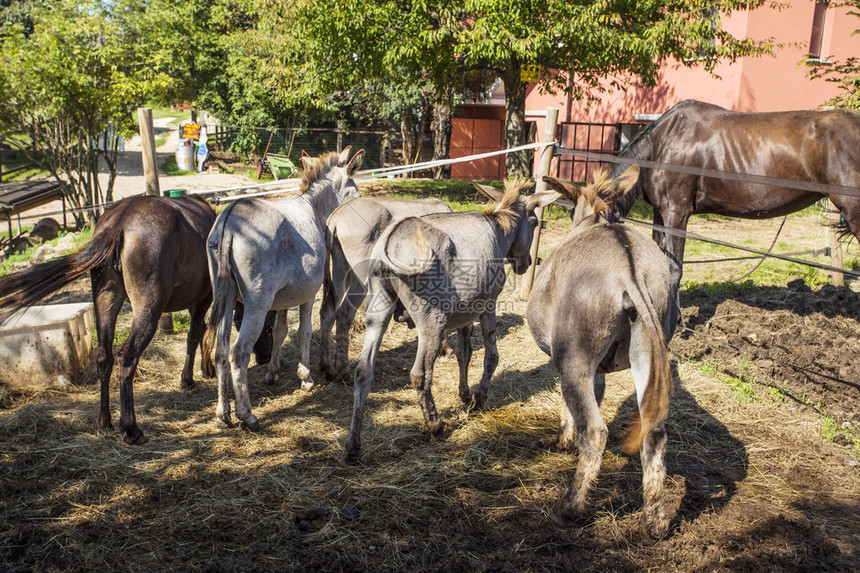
299 151 343 193
482 178 532 234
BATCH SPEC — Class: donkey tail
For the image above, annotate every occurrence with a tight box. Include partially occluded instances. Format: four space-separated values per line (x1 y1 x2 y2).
379 218 446 275
202 203 238 366
0 228 122 324
621 291 673 455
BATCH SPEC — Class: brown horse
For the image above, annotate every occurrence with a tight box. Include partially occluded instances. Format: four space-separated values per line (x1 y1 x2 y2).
609 100 860 298
0 195 217 445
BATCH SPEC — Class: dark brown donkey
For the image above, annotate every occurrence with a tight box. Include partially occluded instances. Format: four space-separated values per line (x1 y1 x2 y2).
0 195 216 444
608 100 860 300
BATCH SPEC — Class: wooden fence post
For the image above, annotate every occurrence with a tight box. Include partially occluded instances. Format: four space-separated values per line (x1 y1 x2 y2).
138 107 173 333
520 107 559 300
828 200 844 287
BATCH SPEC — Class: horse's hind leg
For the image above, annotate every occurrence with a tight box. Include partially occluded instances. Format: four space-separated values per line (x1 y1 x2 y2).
182 295 212 389
456 324 473 405
472 309 499 410
265 309 288 384
297 300 316 391
116 305 162 445
91 267 126 434
553 362 607 524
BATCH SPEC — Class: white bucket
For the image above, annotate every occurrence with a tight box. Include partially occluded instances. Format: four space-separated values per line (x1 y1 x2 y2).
175 144 195 171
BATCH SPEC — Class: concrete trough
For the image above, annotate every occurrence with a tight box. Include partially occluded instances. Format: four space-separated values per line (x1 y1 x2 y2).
0 302 94 387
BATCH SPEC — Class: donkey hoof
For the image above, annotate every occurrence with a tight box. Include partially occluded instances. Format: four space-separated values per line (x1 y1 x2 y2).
240 416 260 432
550 501 587 527
215 416 233 429
427 419 447 438
641 514 670 539
265 372 279 384
459 391 472 406
300 379 315 392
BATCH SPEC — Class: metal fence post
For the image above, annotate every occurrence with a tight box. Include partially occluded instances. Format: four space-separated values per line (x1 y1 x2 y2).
520 107 559 300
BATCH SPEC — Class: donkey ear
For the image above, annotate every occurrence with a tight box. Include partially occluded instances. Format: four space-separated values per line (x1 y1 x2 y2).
470 181 505 202
610 165 640 198
338 145 353 165
301 156 313 174
346 148 365 175
542 176 580 202
525 189 562 212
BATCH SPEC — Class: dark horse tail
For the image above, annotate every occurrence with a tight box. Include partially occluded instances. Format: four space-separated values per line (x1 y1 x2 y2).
201 202 238 367
0 228 122 324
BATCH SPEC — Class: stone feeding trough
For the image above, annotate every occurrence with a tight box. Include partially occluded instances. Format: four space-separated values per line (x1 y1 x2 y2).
0 302 94 387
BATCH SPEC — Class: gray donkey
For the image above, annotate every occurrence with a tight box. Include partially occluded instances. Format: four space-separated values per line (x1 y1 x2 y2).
320 196 453 382
528 165 677 538
203 147 364 430
345 179 561 463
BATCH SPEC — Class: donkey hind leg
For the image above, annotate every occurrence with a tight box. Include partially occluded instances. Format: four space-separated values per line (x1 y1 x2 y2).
345 283 396 464
229 303 270 431
629 326 669 538
182 295 212 390
472 309 499 410
334 277 365 381
456 324 473 405
116 304 164 445
297 300 316 391
553 363 607 525
412 324 446 436
213 282 238 429
264 310 289 384
91 267 126 434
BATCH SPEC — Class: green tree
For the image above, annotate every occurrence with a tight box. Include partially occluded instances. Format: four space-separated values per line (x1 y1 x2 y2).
455 0 778 176
0 0 171 226
805 1 860 109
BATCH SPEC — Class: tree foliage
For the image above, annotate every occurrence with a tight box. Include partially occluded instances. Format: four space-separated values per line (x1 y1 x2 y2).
805 1 860 109
0 0 173 225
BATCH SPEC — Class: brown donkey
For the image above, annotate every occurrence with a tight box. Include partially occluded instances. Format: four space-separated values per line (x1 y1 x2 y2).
0 195 217 444
528 166 678 537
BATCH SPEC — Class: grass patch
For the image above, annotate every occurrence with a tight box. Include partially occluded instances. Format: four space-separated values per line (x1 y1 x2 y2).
0 227 93 276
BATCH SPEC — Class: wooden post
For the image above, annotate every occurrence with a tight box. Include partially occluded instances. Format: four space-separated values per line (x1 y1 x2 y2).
137 108 161 197
138 107 173 332
828 200 844 287
520 107 559 300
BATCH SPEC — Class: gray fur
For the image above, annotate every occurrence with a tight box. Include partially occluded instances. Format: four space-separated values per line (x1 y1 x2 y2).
344 180 561 463
205 147 365 430
321 196 452 380
527 166 677 538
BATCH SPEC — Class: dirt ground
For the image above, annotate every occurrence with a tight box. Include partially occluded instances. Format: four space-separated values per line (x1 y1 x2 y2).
1 175 859 571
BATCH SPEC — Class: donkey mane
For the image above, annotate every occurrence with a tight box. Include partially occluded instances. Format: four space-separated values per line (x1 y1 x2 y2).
482 178 531 234
580 169 612 214
299 151 343 193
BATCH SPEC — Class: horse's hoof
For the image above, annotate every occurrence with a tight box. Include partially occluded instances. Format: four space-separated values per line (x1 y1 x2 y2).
181 379 195 391
265 372 278 384
459 390 472 406
471 391 488 411
240 416 260 432
300 379 315 392
123 431 149 446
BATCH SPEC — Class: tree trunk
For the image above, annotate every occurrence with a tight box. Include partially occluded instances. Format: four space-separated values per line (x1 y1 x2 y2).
503 58 530 178
431 95 453 180
400 114 414 166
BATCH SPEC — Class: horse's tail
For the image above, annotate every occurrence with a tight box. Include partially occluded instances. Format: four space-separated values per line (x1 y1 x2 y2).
202 203 238 366
379 218 442 276
621 288 673 455
0 227 122 324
